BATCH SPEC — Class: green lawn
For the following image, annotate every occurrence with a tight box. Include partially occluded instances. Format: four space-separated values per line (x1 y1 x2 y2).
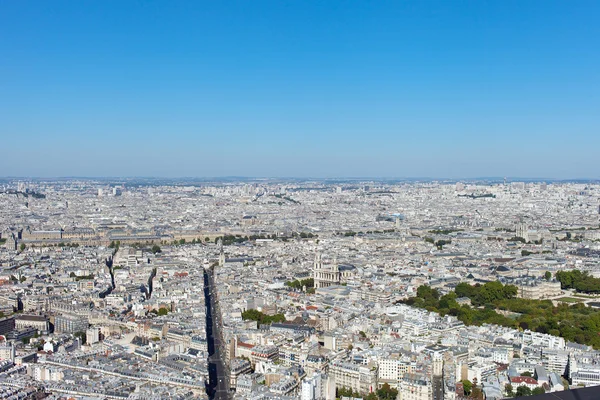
557 297 583 303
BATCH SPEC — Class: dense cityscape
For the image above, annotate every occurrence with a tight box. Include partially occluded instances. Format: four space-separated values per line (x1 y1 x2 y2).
0 178 600 399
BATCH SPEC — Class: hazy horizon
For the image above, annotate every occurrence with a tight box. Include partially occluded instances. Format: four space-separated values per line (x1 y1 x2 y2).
1 175 599 182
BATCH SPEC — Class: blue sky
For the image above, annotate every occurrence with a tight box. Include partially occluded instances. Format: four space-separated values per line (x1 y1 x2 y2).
1 1 599 178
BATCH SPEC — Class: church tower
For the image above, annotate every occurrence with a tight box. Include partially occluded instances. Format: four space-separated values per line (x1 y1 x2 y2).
314 252 322 270
313 252 322 288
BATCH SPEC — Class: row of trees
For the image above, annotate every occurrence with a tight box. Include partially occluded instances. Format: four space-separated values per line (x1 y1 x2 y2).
505 383 545 397
429 229 463 235
454 281 518 307
336 384 397 400
241 309 286 325
556 269 600 293
285 278 314 290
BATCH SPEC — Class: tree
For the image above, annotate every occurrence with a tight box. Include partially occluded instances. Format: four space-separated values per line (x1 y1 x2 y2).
242 309 286 324
471 386 484 399
151 245 162 254
462 380 472 396
545 271 552 281
515 386 532 397
502 284 518 299
416 285 440 302
365 393 378 400
532 387 545 395
179 239 186 245
19 243 26 251
157 307 169 316
336 387 360 398
505 383 514 397
376 383 398 400
521 371 532 377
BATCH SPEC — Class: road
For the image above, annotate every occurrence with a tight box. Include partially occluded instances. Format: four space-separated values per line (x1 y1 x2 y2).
204 268 231 400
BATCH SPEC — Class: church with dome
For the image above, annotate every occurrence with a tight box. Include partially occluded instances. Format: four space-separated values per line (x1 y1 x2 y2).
312 253 357 288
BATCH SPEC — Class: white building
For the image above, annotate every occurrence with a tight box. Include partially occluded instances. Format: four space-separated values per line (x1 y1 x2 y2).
398 373 432 400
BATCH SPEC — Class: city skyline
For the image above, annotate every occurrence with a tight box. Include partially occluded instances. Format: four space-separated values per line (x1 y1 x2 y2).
2 175 600 183
2 1 600 178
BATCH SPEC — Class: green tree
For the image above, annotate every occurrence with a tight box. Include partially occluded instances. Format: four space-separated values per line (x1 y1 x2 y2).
19 243 26 251
157 307 169 316
515 386 532 397
471 386 484 399
503 284 518 299
365 393 378 400
151 244 162 254
545 271 552 281
455 282 475 298
532 387 545 395
417 285 440 301
462 380 472 395
376 383 398 400
242 309 286 324
505 383 514 397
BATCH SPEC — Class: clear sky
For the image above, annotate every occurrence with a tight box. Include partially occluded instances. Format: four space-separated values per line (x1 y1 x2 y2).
1 1 599 178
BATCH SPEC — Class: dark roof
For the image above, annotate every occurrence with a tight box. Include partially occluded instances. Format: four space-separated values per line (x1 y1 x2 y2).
339 264 356 271
528 386 600 400
15 315 47 322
